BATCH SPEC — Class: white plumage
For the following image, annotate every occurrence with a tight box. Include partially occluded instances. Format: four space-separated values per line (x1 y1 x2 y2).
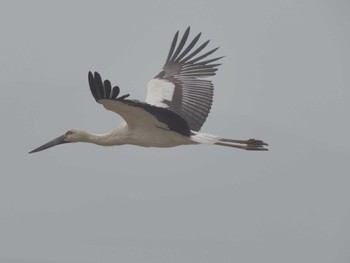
146 79 175 108
29 27 268 154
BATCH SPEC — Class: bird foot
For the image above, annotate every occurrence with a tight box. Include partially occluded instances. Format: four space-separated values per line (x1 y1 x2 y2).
245 138 268 151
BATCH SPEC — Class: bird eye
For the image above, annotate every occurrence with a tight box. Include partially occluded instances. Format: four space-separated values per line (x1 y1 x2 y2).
65 130 73 136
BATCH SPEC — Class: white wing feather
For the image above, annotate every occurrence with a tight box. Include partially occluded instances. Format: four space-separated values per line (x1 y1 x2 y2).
146 78 175 108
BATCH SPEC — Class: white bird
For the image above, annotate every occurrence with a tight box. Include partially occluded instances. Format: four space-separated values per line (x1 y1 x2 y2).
29 27 268 154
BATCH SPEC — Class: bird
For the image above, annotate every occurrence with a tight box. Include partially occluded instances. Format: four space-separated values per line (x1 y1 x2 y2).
29 27 268 154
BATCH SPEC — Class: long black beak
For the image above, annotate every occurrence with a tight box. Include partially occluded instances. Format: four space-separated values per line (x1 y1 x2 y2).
29 135 70 154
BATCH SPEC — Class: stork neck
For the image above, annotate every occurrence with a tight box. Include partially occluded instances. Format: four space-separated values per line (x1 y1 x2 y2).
79 130 124 146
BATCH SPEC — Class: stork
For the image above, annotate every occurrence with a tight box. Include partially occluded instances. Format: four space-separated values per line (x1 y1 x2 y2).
29 27 268 154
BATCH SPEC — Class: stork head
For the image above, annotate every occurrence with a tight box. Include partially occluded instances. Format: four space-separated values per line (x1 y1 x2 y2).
29 129 83 154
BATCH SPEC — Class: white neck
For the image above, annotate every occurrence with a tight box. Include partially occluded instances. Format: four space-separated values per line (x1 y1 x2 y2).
76 129 127 146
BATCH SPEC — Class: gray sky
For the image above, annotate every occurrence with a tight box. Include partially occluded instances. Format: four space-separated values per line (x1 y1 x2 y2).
1 1 350 262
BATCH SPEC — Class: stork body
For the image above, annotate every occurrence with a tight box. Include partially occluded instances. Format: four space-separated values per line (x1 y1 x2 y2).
29 27 268 154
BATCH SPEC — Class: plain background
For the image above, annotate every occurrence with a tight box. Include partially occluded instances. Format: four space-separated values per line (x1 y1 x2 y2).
1 1 349 262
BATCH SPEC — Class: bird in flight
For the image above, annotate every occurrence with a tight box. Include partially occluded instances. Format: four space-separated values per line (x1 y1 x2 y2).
29 27 268 154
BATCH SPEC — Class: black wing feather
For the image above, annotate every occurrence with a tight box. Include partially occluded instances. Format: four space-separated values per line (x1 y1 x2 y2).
150 27 223 131
88 71 191 136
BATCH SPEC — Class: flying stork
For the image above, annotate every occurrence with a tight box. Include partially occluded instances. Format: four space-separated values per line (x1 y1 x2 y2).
29 27 268 154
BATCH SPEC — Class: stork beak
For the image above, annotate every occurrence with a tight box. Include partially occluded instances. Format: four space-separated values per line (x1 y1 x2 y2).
29 135 70 154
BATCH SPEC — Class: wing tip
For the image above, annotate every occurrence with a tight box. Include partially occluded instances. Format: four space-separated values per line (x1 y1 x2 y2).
88 71 130 102
163 27 222 69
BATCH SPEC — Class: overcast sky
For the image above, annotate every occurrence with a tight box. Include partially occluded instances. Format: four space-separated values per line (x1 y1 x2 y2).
1 1 350 262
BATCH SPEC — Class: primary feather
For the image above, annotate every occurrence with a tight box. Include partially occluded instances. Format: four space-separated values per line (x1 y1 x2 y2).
146 27 223 131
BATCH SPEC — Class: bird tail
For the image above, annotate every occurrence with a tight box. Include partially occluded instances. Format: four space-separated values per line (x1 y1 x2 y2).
190 132 268 151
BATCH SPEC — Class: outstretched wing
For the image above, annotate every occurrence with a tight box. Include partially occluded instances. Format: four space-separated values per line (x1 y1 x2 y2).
146 27 223 131
88 71 191 136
